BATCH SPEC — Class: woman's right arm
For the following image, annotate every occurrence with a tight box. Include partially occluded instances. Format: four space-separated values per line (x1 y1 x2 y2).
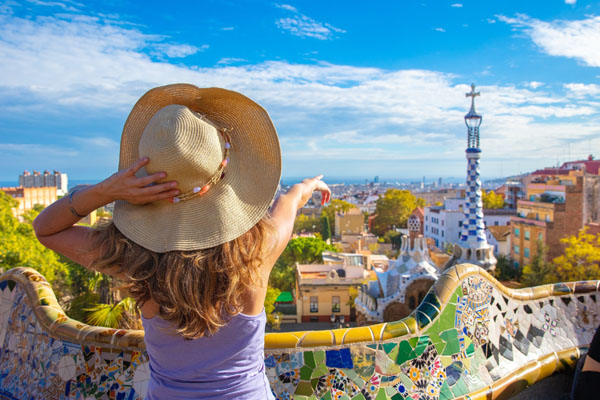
264 175 331 269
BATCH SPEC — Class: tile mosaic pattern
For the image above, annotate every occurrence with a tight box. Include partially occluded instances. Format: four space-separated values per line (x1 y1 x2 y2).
0 265 599 400
459 153 486 245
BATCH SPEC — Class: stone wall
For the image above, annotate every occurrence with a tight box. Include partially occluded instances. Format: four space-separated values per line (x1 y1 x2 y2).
0 265 598 399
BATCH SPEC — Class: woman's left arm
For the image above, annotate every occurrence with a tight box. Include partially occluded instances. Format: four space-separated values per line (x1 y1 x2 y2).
33 157 179 270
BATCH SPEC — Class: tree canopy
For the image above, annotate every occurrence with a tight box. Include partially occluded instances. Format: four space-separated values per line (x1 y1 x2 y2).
269 236 338 292
0 191 70 296
520 242 555 287
371 189 425 236
482 190 504 209
553 228 600 282
321 199 356 223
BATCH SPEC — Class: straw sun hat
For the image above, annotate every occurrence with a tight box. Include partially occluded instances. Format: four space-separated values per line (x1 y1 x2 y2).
113 84 281 253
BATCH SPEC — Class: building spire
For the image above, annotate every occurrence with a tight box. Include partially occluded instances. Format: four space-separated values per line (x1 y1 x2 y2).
466 83 480 114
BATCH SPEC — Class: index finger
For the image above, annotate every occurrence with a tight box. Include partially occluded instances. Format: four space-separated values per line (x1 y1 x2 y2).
127 157 149 176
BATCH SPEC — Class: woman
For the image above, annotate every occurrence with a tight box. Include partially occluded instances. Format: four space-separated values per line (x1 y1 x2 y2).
33 84 331 399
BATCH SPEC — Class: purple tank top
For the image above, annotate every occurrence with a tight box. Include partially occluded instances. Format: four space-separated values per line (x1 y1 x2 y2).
141 310 275 399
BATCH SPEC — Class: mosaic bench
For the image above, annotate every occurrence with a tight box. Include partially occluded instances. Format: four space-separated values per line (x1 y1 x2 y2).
0 264 598 400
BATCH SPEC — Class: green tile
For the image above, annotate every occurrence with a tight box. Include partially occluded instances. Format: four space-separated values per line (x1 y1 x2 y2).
294 395 310 400
439 381 453 400
391 394 405 400
382 342 396 354
375 388 389 400
408 337 418 348
466 342 475 357
367 344 378 350
439 329 460 356
388 344 399 361
451 377 469 397
304 351 316 369
438 301 456 331
311 378 320 390
301 365 314 380
396 340 414 366
311 363 329 378
385 386 397 395
320 391 332 400
415 310 431 329
295 381 314 396
413 335 430 356
351 394 366 400
314 350 325 365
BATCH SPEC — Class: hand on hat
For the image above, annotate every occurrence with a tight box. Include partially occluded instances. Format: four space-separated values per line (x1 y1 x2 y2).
99 157 180 205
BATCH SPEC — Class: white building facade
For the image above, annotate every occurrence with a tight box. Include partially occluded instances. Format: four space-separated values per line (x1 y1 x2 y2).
424 197 515 249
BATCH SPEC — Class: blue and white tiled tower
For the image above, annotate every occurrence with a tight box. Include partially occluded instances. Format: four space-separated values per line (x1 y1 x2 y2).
455 84 496 271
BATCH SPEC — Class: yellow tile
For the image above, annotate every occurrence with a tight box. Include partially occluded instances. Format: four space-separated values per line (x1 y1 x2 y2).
264 333 300 349
342 326 374 345
299 330 334 347
381 320 409 340
332 328 346 345
369 323 386 341
531 285 552 299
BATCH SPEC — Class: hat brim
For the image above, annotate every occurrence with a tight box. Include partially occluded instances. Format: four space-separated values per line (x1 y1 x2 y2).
113 84 281 252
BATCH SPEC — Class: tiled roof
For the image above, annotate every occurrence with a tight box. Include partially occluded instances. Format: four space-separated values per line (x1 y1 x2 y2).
487 225 511 241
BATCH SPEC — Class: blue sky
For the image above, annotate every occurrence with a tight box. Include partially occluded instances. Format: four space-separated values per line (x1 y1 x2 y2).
1 0 600 182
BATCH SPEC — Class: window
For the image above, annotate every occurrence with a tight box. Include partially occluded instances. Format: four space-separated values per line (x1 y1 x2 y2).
332 296 340 312
514 261 519 268
539 233 543 241
525 231 530 241
442 220 444 226
524 248 530 258
459 221 463 227
514 245 520 254
514 228 520 237
495 221 499 226
310 296 318 313
546 215 551 222
442 231 444 237
536 213 539 220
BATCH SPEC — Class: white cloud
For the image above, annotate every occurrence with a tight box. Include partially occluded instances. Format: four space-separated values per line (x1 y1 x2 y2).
25 0 80 12
220 26 234 31
498 14 600 67
527 81 544 89
274 3 298 12
451 3 463 7
1 10 599 177
275 4 345 40
434 27 446 32
564 83 600 97
565 0 576 4
217 57 247 65
153 43 206 58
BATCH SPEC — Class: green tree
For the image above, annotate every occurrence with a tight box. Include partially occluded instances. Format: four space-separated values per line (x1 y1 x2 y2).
293 214 321 234
320 215 331 241
382 230 403 250
371 189 425 236
553 228 600 282
520 242 556 287
482 190 504 209
264 286 282 328
0 191 70 297
321 199 356 224
494 254 521 281
269 237 339 291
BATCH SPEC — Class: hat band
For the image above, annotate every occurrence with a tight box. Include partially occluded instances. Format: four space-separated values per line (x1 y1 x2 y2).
170 128 232 203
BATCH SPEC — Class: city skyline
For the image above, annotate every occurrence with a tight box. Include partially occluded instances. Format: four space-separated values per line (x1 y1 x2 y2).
1 0 600 181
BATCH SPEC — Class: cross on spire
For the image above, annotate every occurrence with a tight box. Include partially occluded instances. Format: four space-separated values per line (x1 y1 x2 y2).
466 83 480 108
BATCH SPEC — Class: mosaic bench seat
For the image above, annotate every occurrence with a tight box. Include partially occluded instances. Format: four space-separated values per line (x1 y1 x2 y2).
0 264 598 400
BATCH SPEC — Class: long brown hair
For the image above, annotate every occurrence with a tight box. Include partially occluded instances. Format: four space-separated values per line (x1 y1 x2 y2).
91 217 274 339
